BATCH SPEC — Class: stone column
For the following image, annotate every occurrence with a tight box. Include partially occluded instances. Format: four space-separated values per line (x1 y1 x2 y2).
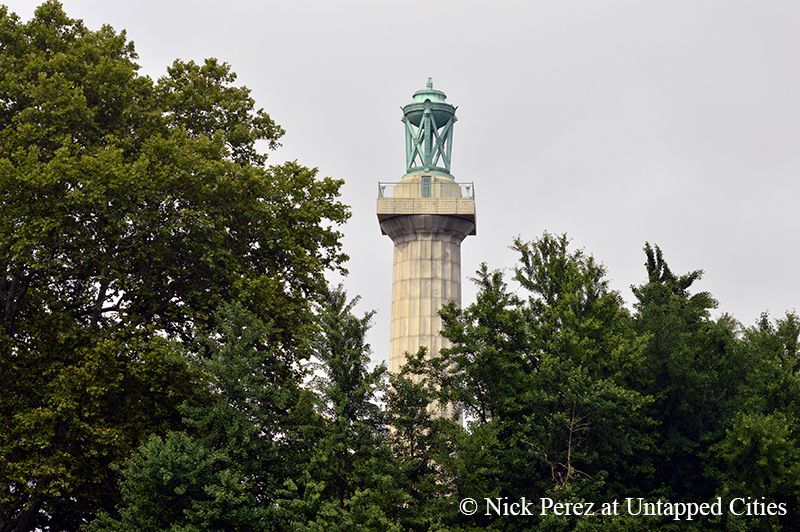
380 215 475 375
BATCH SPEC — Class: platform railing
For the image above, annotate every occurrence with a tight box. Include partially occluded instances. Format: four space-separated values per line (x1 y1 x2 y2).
378 181 475 199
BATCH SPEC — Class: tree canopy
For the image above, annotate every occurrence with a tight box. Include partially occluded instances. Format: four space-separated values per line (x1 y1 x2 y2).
0 2 348 529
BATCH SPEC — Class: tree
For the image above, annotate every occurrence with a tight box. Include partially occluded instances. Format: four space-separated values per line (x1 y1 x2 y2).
431 234 653 530
437 263 530 424
385 348 462 530
278 287 399 530
91 303 320 531
733 312 800 418
630 244 743 500
0 3 349 529
511 234 653 501
710 412 800 530
706 312 800 530
89 432 258 532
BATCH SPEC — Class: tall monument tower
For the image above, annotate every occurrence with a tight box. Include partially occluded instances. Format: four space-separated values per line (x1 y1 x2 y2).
377 79 476 377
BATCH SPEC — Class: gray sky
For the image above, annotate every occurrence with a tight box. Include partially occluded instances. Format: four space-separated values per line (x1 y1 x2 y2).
10 1 800 364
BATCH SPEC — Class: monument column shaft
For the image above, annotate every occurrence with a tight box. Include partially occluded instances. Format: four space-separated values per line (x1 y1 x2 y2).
389 231 461 374
380 215 474 375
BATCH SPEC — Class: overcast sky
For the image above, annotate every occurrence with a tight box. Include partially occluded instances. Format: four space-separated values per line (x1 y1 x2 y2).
10 1 800 365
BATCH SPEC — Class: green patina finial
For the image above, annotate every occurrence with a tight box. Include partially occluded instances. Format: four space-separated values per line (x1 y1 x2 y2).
401 79 457 175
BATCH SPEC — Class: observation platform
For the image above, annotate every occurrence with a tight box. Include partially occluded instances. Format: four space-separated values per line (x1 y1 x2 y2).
376 175 476 235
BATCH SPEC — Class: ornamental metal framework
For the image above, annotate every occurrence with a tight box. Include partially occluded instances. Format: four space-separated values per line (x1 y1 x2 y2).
402 77 457 175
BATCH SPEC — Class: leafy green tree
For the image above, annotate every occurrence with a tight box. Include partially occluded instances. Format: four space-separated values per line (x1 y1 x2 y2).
2 331 202 531
89 431 258 532
733 312 800 418
92 303 319 531
432 234 653 530
705 312 800 530
438 264 531 424
512 234 653 502
631 244 744 500
385 348 463 530
0 2 348 529
278 287 398 530
710 412 800 530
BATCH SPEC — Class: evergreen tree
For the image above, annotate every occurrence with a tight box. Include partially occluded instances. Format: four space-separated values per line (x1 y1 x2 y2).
92 303 317 530
277 287 399 530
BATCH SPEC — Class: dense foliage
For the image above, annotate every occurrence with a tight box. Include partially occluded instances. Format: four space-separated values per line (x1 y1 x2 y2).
2 3 799 531
0 3 347 530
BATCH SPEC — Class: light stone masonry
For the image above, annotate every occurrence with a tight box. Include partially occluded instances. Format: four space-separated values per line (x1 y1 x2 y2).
379 214 475 376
